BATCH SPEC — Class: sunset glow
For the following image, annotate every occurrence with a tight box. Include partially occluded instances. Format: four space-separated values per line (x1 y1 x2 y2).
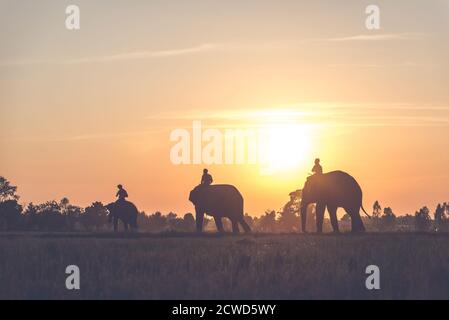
260 123 310 175
1 0 448 217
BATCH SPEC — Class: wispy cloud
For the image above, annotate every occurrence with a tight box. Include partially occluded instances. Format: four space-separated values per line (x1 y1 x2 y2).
0 43 222 67
0 34 428 67
145 102 449 128
65 43 221 64
328 61 426 69
321 32 427 42
7 127 168 143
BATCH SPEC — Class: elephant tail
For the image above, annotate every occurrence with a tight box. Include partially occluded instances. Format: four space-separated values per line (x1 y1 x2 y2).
361 205 371 219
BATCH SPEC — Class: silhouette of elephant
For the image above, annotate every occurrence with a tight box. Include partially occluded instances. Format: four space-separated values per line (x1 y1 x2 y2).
300 170 370 233
105 200 138 232
189 184 251 233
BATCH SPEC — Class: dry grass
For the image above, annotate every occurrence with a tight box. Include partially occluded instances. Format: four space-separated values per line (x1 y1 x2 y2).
0 232 449 299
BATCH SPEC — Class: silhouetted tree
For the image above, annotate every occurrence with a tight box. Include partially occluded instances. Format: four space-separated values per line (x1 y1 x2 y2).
59 198 82 231
166 212 179 231
364 201 382 231
0 177 19 202
136 211 150 229
0 200 23 230
433 203 448 232
443 203 449 231
81 202 108 230
35 201 65 231
257 210 277 232
434 204 444 231
381 207 396 230
165 212 196 231
23 202 39 230
182 213 196 232
372 201 381 218
415 206 431 231
243 213 255 231
147 211 168 232
0 177 23 230
278 190 301 232
396 214 414 232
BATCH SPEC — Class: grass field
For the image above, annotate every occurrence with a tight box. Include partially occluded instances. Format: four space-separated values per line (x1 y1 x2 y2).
0 232 449 300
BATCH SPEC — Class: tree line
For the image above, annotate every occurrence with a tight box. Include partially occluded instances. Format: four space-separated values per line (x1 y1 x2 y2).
0 176 447 232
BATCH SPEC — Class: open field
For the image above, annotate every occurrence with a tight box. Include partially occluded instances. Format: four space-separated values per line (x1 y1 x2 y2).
1 232 449 299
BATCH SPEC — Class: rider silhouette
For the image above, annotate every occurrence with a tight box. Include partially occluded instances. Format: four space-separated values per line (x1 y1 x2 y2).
311 158 323 175
116 184 128 202
200 169 213 185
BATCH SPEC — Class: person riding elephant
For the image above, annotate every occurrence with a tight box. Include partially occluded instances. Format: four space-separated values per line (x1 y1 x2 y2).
311 158 323 175
300 170 370 233
200 169 213 186
106 200 138 232
116 184 128 202
189 184 250 233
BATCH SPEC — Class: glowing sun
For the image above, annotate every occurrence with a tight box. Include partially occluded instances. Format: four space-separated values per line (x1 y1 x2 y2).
261 123 310 174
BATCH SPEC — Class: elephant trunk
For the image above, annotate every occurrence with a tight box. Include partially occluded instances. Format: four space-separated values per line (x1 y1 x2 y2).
300 202 309 233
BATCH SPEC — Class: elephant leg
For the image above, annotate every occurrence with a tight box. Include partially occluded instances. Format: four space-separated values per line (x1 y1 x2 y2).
113 218 118 232
131 217 138 230
327 205 340 233
214 217 225 233
347 207 365 233
231 219 240 234
315 202 326 233
300 206 307 233
196 211 204 232
239 218 251 233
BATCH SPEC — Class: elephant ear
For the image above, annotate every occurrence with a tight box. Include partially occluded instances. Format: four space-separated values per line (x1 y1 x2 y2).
189 189 198 204
190 185 205 205
304 177 310 187
302 177 317 199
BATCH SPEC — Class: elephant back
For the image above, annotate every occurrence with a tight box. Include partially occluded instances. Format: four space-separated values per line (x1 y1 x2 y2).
192 184 243 214
111 200 138 218
322 170 363 203
325 171 361 189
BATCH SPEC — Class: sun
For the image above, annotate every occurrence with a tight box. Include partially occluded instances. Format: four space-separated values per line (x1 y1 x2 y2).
260 123 310 174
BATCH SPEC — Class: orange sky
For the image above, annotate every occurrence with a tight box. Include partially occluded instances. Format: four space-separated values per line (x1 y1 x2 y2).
1 0 449 216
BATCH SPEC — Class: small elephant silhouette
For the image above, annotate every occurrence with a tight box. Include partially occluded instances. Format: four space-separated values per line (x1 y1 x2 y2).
106 200 138 232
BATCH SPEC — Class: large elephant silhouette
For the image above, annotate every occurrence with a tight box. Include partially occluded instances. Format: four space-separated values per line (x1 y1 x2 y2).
300 170 370 233
189 184 251 233
105 200 138 232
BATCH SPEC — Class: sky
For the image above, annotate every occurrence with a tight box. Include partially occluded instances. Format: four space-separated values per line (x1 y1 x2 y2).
1 0 449 217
